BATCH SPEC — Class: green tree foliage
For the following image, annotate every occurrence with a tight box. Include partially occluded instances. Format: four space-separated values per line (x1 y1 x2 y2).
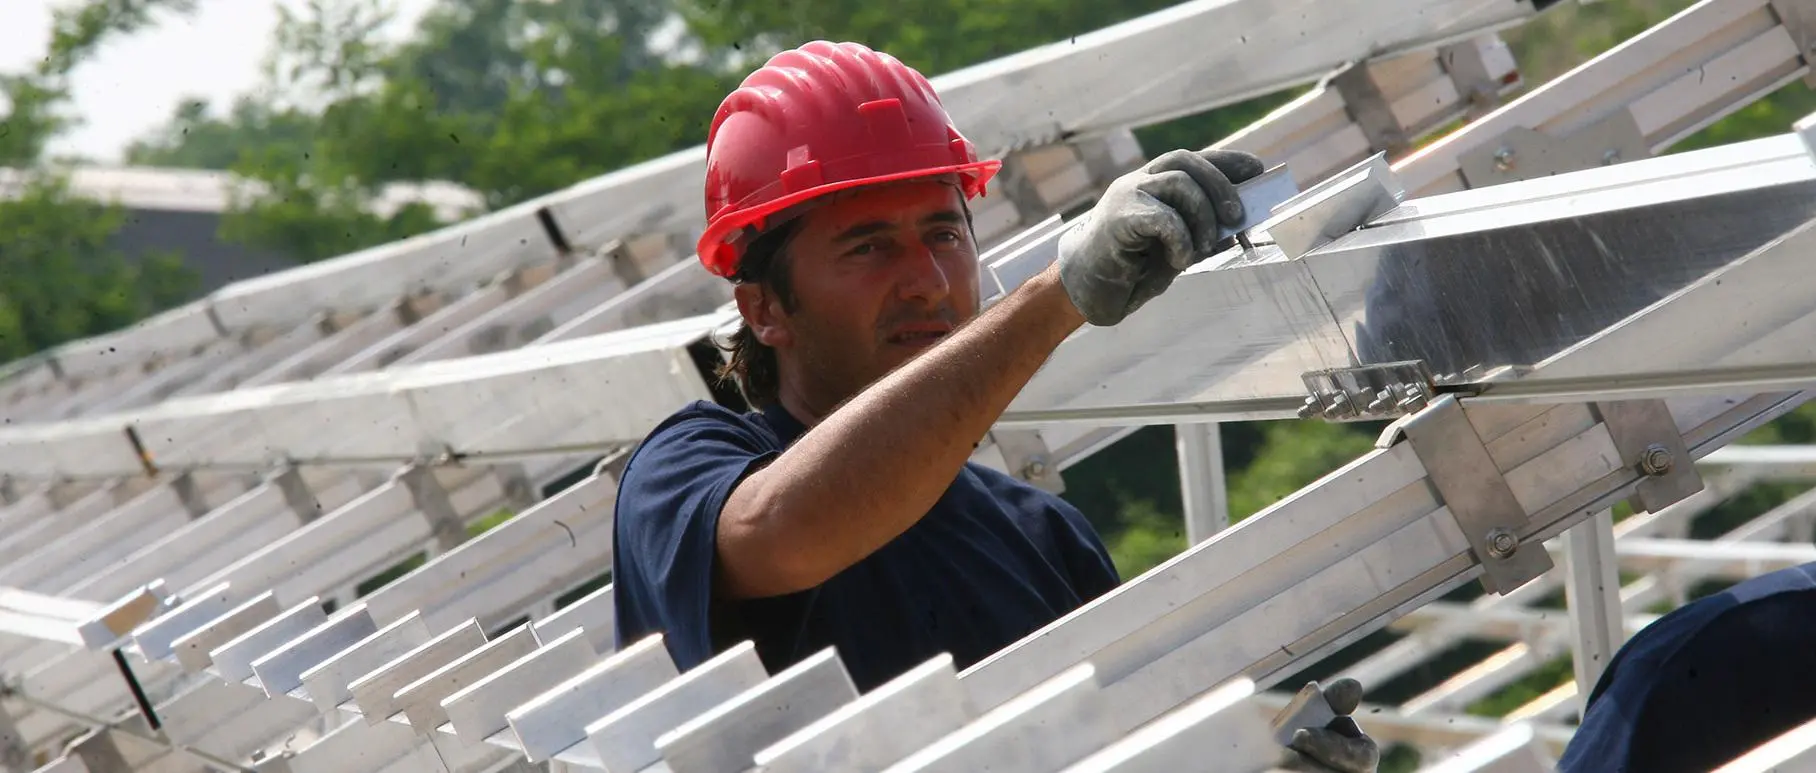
0 0 201 361
675 0 1178 75
0 177 197 361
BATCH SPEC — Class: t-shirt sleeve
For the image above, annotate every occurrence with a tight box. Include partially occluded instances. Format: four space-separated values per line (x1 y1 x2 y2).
612 408 780 669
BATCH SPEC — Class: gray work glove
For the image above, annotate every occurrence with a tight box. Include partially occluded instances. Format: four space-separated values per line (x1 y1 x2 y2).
1056 148 1266 326
1278 678 1381 773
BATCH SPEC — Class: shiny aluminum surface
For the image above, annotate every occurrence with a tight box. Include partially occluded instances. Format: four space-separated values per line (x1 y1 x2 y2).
1002 133 1816 426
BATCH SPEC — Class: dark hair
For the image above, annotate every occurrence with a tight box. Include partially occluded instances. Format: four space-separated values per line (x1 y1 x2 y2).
713 184 976 407
715 220 802 407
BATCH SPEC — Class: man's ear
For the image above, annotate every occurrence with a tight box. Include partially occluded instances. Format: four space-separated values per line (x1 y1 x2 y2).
734 283 794 349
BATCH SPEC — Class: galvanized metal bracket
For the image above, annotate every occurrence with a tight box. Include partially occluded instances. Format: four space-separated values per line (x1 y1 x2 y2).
396 464 466 551
1770 0 1816 88
1593 399 1705 514
1438 36 1518 121
1330 61 1411 159
169 470 210 519
1297 360 1437 422
1395 395 1554 594
1260 153 1404 259
270 465 322 525
988 429 1066 494
1457 109 1649 188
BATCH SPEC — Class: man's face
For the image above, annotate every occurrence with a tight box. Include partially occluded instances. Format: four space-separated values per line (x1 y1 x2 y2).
737 179 982 415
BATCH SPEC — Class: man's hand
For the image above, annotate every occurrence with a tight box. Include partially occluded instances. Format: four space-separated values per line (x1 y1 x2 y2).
1056 148 1266 326
1278 678 1381 773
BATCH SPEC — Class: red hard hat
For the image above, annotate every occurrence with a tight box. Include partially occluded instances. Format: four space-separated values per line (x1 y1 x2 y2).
697 41 1001 278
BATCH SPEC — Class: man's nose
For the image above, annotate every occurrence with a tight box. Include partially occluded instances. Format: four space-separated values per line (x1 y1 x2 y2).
896 244 951 302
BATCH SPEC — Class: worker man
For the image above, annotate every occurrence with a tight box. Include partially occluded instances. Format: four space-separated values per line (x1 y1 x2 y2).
1558 560 1816 771
611 40 1377 772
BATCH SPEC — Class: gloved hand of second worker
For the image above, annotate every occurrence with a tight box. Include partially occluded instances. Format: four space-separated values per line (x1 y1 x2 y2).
1278 678 1381 773
1056 147 1265 326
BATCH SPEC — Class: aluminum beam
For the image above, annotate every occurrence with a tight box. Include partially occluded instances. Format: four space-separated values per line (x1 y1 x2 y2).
15 0 1575 393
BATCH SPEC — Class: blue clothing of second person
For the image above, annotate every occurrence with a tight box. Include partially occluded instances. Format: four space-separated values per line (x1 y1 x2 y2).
609 399 1123 692
1558 561 1816 772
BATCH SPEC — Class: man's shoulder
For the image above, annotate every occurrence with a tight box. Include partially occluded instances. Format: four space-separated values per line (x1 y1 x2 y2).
631 401 779 456
961 461 1097 534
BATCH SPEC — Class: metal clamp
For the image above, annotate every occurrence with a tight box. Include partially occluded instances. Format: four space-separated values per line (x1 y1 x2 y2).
1396 395 1554 594
1593 399 1705 514
1260 153 1404 259
1297 360 1438 422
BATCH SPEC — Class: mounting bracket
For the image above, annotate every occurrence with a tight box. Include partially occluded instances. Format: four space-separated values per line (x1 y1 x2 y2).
987 429 1066 494
1593 399 1705 514
1457 109 1649 188
1394 395 1554 594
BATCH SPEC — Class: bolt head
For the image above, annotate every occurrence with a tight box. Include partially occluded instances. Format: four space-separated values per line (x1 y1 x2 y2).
1492 147 1516 171
1640 444 1674 476
1024 459 1049 479
1486 527 1519 559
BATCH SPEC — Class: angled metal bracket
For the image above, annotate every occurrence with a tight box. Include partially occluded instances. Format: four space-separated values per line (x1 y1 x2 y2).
169 471 211 519
1770 0 1816 88
1298 360 1438 422
1593 399 1705 514
397 464 466 551
1395 395 1554 594
1331 61 1411 159
988 429 1066 494
1260 153 1404 259
270 465 322 525
1458 109 1649 188
1438 36 1520 121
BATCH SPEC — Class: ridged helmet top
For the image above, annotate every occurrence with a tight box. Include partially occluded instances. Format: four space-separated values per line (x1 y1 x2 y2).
697 40 1000 277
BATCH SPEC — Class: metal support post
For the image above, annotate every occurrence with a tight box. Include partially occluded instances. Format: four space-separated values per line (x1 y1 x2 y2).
1561 509 1623 717
1176 422 1229 544
0 700 27 770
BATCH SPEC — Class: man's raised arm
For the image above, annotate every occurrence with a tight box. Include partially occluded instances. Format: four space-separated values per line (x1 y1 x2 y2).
716 148 1265 598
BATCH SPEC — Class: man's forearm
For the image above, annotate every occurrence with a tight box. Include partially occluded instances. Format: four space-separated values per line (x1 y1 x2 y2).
717 262 1087 597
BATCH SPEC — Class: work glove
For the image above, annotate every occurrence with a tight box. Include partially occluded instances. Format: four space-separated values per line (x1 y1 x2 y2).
1056 148 1266 326
1277 678 1381 773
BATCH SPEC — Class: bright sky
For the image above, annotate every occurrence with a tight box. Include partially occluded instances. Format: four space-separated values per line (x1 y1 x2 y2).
0 0 434 164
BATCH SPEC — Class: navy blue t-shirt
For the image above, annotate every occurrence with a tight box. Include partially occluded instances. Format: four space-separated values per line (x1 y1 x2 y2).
609 400 1122 692
1559 561 1816 772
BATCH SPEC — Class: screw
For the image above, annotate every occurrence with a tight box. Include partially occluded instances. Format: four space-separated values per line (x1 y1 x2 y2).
1297 396 1320 420
1602 148 1622 166
1023 458 1049 479
1367 389 1395 414
1493 147 1516 172
1640 444 1674 476
1486 527 1519 559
